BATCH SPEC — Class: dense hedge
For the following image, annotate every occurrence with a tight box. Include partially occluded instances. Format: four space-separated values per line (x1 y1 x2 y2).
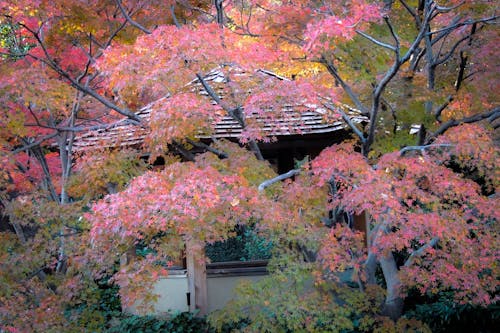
205 226 272 262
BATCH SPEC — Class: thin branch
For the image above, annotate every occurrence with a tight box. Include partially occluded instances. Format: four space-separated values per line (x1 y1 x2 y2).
24 119 140 132
433 34 470 67
385 17 400 49
196 72 264 160
195 73 243 125
319 56 369 116
25 140 59 202
115 0 152 34
20 23 141 122
399 143 453 156
431 16 462 45
170 5 181 28
323 103 366 143
435 1 465 13
428 15 499 37
399 0 418 23
12 133 59 154
258 169 300 191
356 30 396 51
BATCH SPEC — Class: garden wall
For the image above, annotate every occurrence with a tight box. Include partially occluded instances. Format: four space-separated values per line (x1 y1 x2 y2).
125 260 268 315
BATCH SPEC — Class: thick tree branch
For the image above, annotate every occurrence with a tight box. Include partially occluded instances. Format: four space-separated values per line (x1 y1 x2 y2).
400 143 453 156
172 140 196 161
426 107 500 143
365 9 432 155
258 169 300 191
455 51 467 92
186 139 228 159
404 237 439 267
434 95 453 121
366 18 401 154
214 0 224 28
379 251 403 320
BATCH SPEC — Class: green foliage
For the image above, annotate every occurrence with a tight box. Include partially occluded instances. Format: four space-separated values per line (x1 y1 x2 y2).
210 256 391 333
240 228 273 261
405 291 500 333
61 276 122 332
68 149 148 199
205 226 272 262
0 21 34 60
107 312 212 333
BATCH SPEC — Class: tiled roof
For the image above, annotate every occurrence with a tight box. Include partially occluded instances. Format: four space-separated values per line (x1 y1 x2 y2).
72 67 367 151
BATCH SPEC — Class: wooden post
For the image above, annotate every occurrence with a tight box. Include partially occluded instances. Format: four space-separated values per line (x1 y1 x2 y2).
353 212 369 246
186 240 208 316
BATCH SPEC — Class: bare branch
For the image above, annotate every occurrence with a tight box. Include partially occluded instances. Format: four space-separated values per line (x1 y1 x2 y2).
398 0 418 23
365 8 432 154
170 5 181 28
400 144 453 156
12 133 59 154
323 103 366 143
435 1 464 13
427 106 500 143
115 0 152 34
428 15 499 37
434 95 453 122
433 34 470 67
19 23 141 122
319 56 369 116
196 73 264 160
356 30 396 51
385 17 400 50
258 169 300 191
195 73 243 125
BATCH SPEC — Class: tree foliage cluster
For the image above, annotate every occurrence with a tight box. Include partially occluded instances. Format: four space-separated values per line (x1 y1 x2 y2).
0 0 499 332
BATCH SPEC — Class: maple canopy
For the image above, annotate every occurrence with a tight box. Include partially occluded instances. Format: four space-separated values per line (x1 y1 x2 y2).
1 0 499 331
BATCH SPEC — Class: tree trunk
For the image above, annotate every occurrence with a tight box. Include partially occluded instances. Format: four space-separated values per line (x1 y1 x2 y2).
379 252 404 320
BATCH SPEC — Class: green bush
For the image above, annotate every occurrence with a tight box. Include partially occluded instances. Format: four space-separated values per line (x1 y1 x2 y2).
206 226 272 262
107 312 212 333
106 312 248 333
405 291 499 333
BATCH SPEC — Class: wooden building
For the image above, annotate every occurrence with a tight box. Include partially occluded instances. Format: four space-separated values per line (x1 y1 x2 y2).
73 67 366 172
